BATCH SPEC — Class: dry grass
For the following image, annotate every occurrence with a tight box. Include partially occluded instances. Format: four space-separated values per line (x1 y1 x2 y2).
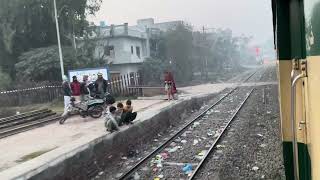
15 147 57 163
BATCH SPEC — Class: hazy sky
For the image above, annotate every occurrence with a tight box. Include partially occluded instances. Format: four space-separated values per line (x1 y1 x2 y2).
88 0 273 44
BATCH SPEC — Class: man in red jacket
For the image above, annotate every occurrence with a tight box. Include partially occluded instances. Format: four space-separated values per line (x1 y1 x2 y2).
70 76 81 102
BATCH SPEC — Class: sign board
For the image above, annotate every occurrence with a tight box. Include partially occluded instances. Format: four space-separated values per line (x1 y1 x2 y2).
68 67 109 83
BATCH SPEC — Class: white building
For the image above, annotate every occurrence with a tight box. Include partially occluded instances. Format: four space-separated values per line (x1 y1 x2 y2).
80 18 184 78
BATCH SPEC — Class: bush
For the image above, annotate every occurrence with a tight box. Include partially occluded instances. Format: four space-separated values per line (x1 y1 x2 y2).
0 68 11 90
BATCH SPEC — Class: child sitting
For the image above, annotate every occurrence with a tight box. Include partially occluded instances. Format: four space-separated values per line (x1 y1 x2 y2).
105 106 120 132
123 100 137 124
116 102 125 125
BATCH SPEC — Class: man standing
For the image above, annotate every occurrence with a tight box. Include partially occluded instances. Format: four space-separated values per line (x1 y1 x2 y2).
62 75 71 115
94 72 108 98
70 76 81 102
80 75 90 101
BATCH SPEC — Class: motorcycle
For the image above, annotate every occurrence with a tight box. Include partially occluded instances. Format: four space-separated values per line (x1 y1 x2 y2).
92 92 116 108
59 96 104 124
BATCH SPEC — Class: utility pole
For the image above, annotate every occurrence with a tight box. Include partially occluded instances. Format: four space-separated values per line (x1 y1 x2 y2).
202 26 208 81
54 0 65 80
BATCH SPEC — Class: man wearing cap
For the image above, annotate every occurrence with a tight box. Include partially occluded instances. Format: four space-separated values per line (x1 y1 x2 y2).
94 72 108 98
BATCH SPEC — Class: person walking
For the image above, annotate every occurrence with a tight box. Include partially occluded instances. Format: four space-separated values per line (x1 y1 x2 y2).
164 71 176 100
94 72 108 98
70 76 81 102
62 75 71 116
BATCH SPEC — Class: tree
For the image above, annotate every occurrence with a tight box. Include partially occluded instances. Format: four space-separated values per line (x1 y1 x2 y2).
15 46 105 82
0 68 11 90
0 0 102 78
158 24 194 82
139 58 170 86
308 2 320 55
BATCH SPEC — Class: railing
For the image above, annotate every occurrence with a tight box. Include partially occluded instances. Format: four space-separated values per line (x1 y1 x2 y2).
0 73 142 107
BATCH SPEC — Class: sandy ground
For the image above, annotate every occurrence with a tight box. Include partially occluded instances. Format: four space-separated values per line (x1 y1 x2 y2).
0 100 166 172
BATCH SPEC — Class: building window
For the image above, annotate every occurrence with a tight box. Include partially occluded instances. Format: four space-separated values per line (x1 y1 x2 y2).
131 46 134 54
136 46 141 58
105 45 115 57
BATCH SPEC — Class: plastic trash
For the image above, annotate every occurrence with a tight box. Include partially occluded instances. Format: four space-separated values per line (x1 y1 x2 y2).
260 144 267 148
152 168 158 172
115 173 123 178
181 140 187 144
156 155 162 160
170 142 177 147
174 137 182 143
133 172 140 180
168 146 181 153
182 163 193 174
195 150 207 160
193 122 200 128
154 178 160 180
121 156 127 160
160 152 169 159
198 150 206 156
217 145 225 148
252 166 259 171
158 174 164 178
193 139 199 145
201 137 207 140
257 134 263 137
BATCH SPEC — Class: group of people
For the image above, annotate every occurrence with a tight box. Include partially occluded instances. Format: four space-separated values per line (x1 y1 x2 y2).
105 100 137 132
61 72 137 132
62 73 108 114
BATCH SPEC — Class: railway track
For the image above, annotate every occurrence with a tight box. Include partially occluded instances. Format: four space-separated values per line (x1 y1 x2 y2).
118 87 254 179
117 68 261 179
0 109 60 139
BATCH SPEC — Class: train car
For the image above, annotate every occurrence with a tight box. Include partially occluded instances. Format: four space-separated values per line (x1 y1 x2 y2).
272 1 320 180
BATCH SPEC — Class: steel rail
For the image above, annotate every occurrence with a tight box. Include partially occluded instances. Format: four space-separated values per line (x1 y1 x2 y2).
119 88 238 180
0 115 61 139
189 88 254 179
119 69 260 180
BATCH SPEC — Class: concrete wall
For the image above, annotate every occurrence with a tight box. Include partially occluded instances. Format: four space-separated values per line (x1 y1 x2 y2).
109 63 141 76
11 93 217 180
94 37 147 65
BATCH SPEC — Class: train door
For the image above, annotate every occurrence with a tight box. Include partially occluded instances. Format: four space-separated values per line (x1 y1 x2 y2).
273 0 312 179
